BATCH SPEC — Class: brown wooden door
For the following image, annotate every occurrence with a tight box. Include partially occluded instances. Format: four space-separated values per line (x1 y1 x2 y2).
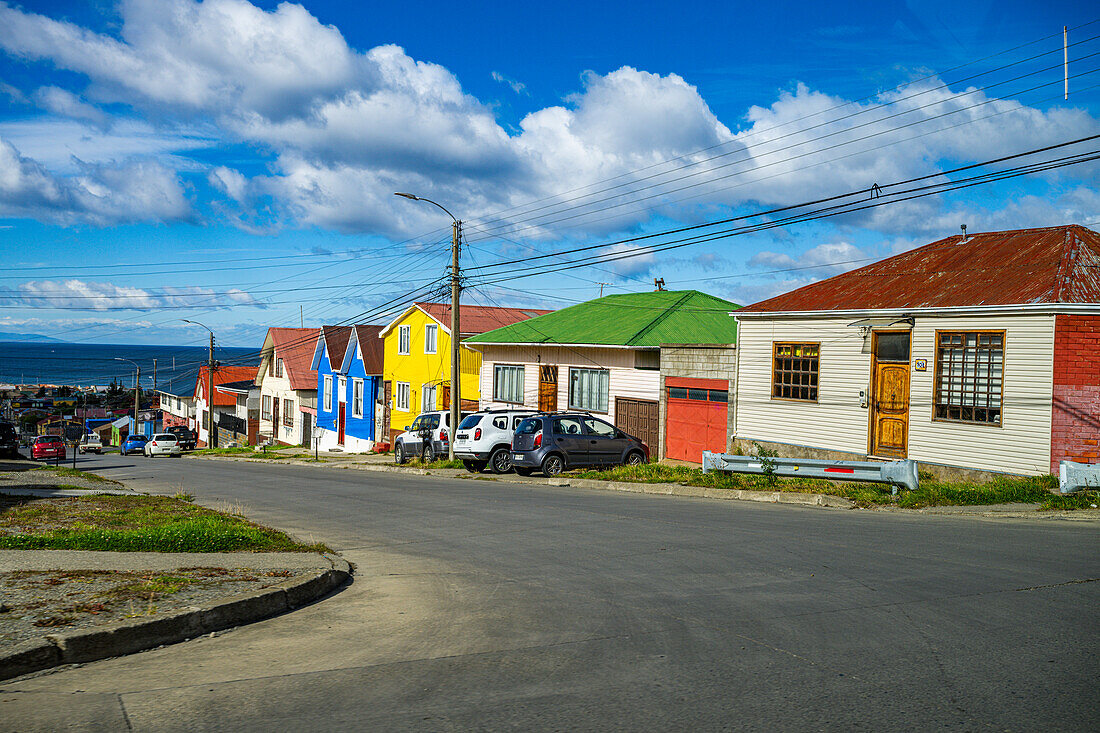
539 366 558 412
870 332 911 458
337 402 346 445
272 399 279 439
615 397 659 454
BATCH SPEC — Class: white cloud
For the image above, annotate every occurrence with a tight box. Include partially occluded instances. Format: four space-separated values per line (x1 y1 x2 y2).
748 241 869 275
33 86 108 127
491 71 527 95
0 279 261 311
0 0 1096 244
0 137 192 225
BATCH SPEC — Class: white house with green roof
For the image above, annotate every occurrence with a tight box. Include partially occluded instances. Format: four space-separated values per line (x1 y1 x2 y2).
464 290 739 458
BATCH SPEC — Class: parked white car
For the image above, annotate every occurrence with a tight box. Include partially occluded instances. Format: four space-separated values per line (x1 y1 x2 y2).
453 409 537 473
143 433 182 458
393 410 471 464
77 433 102 454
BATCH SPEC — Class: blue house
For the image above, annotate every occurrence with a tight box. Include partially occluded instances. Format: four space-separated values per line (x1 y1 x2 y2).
311 325 385 452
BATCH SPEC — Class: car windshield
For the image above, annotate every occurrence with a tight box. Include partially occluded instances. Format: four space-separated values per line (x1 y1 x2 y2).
516 418 541 435
459 415 482 429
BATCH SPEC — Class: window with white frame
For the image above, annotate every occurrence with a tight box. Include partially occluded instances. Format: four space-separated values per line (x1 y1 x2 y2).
352 379 364 418
323 375 333 412
282 398 294 426
422 384 437 412
493 364 524 404
398 325 411 355
275 358 283 378
395 382 410 411
569 368 609 412
424 324 438 354
261 394 272 420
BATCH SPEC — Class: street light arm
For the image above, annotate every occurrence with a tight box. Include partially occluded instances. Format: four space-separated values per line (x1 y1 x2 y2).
393 192 457 223
181 319 213 334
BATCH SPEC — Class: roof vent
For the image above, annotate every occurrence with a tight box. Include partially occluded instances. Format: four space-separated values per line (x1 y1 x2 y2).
960 224 968 242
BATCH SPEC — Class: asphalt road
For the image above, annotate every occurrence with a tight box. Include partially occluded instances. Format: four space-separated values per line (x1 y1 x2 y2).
2 451 1097 732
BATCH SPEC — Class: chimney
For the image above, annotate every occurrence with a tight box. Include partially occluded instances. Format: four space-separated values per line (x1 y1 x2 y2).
960 224 968 242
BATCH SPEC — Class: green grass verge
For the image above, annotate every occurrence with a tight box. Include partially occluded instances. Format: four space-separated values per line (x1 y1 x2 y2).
32 465 114 483
572 463 1082 510
190 447 284 459
0 494 328 552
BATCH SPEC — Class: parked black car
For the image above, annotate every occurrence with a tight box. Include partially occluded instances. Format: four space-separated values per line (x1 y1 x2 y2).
510 413 649 477
166 426 198 451
0 421 19 458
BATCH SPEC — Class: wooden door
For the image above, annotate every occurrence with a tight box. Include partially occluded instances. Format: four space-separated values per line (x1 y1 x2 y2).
272 398 279 438
870 332 910 458
539 366 558 412
615 397 659 454
337 402 346 445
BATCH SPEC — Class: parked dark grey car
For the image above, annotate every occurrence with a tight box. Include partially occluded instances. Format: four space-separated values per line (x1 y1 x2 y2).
510 413 649 477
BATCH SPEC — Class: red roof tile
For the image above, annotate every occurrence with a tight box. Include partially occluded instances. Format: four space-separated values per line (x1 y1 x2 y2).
353 325 385 374
267 327 320 391
740 225 1100 313
414 302 553 335
195 365 259 407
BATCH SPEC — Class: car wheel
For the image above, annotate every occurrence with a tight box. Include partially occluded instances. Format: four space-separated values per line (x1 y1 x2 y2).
489 447 513 474
541 454 564 477
625 450 645 466
395 443 406 465
514 467 534 477
422 444 436 463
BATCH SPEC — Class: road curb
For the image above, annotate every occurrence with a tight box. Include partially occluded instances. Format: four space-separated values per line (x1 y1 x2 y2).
0 556 351 682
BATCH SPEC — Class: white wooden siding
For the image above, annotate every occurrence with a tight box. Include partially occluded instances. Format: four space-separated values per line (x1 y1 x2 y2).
476 345 660 423
734 314 1055 475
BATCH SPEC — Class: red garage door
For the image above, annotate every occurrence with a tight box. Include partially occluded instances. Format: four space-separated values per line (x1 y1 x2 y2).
665 377 728 463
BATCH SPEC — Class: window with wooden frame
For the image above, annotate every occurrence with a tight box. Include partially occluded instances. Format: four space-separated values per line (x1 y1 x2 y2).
282 398 294 426
771 343 819 401
261 394 272 420
275 358 283 378
934 331 1004 425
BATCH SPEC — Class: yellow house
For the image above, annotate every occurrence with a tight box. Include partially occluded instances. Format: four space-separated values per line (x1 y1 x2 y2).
379 302 551 442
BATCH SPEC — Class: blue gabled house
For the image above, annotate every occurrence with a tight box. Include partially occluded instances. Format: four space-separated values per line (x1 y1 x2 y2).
311 324 385 452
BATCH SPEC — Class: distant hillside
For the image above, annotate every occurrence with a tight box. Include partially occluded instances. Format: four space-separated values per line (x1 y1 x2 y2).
0 331 67 343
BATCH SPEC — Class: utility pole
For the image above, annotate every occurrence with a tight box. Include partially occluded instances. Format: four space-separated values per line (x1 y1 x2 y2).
133 366 140 425
450 219 462 461
207 331 215 448
394 192 462 461
597 282 611 298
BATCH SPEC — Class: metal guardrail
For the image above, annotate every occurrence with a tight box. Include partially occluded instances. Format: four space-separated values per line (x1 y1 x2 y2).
1058 461 1100 494
702 451 920 494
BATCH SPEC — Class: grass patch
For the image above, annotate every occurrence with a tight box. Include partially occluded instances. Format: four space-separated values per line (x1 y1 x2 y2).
573 463 1080 509
411 458 465 470
0 494 329 552
32 465 114 483
189 446 286 458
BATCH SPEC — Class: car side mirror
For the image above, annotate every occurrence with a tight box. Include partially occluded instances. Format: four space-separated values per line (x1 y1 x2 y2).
404 426 410 431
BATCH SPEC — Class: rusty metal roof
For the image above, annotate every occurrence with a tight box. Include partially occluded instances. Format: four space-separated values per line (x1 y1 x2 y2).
739 225 1100 313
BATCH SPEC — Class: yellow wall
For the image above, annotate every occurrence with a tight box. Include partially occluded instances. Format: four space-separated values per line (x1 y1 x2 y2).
382 307 482 438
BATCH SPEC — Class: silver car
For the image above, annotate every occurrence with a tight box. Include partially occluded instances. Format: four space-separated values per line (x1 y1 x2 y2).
453 409 536 473
393 411 470 464
143 433 182 458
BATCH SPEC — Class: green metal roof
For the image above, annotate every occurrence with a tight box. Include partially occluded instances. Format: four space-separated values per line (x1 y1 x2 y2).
465 290 739 348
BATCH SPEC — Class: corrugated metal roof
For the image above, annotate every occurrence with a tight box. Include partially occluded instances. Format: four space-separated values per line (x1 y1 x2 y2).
740 225 1100 313
267 327 320 391
465 290 740 347
320 325 352 371
195 365 258 406
352 324 385 375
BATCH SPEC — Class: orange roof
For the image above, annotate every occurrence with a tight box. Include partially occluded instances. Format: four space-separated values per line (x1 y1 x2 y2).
414 302 553 336
195 365 258 407
740 225 1100 314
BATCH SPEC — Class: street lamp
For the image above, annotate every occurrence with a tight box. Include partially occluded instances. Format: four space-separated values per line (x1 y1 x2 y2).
182 319 216 448
395 192 462 461
114 357 141 426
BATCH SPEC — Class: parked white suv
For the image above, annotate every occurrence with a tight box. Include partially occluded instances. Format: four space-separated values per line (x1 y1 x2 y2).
143 433 182 458
77 433 102 454
393 410 470 464
453 409 537 473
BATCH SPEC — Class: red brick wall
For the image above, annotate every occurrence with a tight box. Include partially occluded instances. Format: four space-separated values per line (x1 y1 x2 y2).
1051 315 1100 473
162 413 189 430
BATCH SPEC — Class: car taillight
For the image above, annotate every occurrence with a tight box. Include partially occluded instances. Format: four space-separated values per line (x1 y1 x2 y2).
439 429 447 442
151 441 157 446
534 431 542 448
474 428 481 440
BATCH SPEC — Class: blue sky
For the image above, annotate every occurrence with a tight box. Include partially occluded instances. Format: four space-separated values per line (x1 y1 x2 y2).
0 0 1097 346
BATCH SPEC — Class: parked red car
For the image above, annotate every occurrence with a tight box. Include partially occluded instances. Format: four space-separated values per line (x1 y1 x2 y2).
31 435 66 460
